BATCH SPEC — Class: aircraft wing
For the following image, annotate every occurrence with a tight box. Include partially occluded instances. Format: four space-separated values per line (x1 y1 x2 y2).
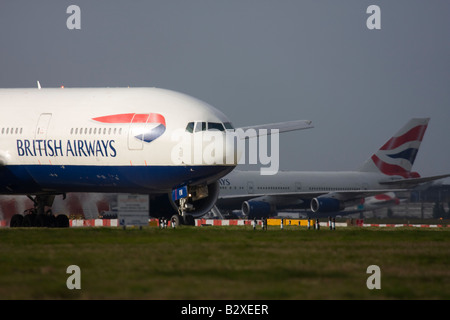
219 189 406 203
219 191 323 201
217 189 408 214
236 120 313 138
221 173 450 203
379 174 450 188
320 189 407 202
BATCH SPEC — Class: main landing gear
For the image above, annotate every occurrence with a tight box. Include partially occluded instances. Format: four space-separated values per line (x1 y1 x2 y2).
9 195 69 228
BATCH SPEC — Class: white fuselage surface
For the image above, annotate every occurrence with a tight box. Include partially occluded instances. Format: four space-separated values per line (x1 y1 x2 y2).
0 87 236 195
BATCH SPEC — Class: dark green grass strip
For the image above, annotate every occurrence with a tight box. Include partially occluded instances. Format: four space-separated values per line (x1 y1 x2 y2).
1 226 450 299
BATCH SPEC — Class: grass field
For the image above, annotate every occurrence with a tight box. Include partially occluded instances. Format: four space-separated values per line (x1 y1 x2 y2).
1 225 450 299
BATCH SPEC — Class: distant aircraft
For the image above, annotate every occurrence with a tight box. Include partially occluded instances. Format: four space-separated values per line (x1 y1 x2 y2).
353 192 403 212
307 192 406 218
0 87 312 227
216 118 450 218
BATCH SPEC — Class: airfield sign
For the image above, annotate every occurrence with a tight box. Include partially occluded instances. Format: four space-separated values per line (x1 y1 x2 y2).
118 194 149 227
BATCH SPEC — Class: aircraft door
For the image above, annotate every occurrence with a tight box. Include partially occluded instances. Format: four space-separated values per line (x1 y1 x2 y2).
247 181 254 194
35 113 52 140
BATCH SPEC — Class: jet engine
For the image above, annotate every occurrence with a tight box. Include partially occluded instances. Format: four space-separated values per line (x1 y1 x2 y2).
310 197 345 213
242 200 275 219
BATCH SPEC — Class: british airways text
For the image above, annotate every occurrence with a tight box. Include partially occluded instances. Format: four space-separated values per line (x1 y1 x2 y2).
16 139 117 157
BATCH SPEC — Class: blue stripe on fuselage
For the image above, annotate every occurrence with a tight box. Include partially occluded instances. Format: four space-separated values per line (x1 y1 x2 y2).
0 164 235 194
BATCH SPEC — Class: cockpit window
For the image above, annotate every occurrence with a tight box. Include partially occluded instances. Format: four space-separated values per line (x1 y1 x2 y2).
195 122 206 132
223 122 234 130
186 121 233 133
207 122 225 131
185 122 194 133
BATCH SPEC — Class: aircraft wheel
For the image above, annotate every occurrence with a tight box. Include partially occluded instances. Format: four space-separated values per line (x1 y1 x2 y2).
10 214 23 227
171 214 182 227
35 214 51 227
48 215 57 228
36 214 46 227
22 213 37 227
55 214 69 228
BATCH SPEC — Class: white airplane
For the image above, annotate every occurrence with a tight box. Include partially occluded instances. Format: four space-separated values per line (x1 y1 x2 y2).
216 118 450 218
0 87 313 227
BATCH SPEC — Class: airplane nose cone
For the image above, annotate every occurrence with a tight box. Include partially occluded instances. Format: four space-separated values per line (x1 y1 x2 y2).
202 131 239 166
224 132 240 166
171 131 239 166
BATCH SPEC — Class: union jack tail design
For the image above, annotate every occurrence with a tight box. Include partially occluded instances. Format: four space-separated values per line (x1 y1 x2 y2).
358 118 429 178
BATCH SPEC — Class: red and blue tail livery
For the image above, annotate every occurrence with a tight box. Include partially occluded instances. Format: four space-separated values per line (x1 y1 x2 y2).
360 118 430 178
359 118 429 178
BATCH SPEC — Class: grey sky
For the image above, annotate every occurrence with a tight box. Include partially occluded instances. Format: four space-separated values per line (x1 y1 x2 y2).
1 1 449 180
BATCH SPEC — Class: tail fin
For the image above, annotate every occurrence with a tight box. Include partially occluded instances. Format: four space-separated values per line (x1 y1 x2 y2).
358 118 429 178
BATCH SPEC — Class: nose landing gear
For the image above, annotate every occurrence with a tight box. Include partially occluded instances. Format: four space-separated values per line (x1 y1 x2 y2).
170 197 195 227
